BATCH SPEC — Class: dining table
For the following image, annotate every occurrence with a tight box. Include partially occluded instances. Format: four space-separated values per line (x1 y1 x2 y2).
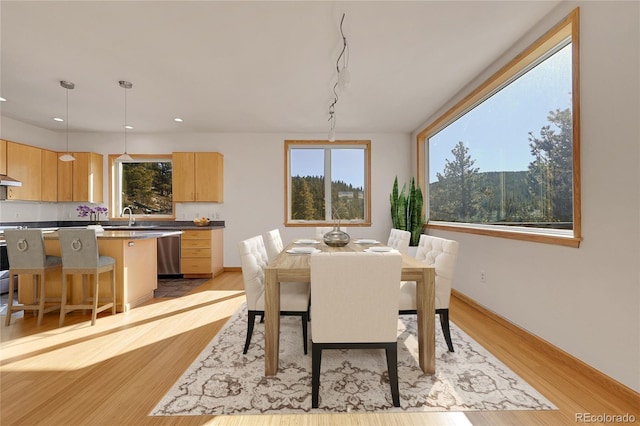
264 238 436 376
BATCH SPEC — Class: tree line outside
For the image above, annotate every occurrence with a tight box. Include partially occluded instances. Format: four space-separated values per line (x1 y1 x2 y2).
429 108 573 228
291 175 364 221
121 161 173 215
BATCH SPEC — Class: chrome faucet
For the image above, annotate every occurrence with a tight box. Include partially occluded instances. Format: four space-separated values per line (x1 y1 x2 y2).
121 206 135 227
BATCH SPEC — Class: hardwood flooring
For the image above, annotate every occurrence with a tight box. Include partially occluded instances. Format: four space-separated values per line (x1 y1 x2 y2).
1 271 638 425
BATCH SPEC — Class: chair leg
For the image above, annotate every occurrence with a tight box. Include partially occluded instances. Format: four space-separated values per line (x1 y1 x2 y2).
91 274 99 326
259 313 264 323
243 311 258 354
301 313 308 355
438 309 454 352
4 273 16 327
385 343 400 407
36 273 46 326
59 272 68 326
111 268 117 315
311 343 322 408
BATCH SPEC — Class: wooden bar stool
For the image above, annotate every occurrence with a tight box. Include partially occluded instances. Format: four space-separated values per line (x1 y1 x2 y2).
4 229 63 326
58 229 116 326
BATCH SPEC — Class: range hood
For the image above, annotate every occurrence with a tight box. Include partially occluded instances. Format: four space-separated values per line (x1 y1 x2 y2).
0 174 22 187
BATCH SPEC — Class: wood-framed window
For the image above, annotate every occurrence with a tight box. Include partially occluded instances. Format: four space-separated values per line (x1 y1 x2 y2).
108 154 174 219
416 8 581 247
284 140 371 227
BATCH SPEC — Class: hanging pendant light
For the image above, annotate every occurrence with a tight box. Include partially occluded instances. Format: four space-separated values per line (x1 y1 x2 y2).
59 80 76 162
327 13 349 142
117 80 133 161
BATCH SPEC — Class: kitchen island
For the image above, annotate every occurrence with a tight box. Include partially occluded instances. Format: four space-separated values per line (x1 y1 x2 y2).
16 229 183 312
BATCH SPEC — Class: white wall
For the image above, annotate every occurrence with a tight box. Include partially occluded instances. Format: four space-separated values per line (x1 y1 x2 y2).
0 121 413 267
412 1 640 393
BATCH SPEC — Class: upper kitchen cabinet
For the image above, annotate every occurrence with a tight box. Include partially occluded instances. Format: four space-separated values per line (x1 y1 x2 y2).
172 152 223 202
58 152 104 202
0 140 7 174
41 149 58 202
5 141 42 201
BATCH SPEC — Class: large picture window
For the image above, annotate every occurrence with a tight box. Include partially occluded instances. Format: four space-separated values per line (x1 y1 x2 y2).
109 154 173 218
285 140 371 226
417 9 580 247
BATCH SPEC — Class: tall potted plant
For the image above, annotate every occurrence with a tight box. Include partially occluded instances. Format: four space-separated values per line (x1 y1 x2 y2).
390 176 425 246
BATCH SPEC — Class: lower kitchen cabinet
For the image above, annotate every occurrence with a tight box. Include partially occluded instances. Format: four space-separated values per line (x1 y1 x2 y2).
180 228 223 278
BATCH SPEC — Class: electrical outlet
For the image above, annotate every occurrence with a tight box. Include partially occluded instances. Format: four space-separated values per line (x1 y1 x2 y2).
480 270 486 283
14 212 20 219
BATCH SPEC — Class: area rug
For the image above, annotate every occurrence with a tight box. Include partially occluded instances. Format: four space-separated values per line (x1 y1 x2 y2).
154 278 209 298
150 304 556 416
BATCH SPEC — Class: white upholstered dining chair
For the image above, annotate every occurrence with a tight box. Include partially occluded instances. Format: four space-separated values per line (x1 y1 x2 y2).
387 228 411 255
263 229 284 263
310 251 402 408
399 234 459 352
238 235 311 354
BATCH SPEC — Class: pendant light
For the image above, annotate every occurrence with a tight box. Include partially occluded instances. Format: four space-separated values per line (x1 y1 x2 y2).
59 80 76 162
117 80 133 161
327 13 349 142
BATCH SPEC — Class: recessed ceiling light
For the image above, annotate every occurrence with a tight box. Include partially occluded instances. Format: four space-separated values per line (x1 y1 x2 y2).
124 125 133 130
0 97 6 102
174 118 183 122
53 117 64 122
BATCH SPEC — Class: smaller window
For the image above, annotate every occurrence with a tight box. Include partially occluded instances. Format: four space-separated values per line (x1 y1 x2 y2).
110 154 173 218
285 140 371 226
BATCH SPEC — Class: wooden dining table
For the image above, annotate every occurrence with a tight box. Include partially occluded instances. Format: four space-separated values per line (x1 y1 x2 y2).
264 239 436 376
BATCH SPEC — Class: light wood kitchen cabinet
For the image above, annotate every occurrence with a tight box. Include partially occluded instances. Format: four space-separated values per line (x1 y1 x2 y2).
41 149 58 202
172 152 223 202
0 139 6 174
180 228 224 277
57 152 103 202
6 141 42 201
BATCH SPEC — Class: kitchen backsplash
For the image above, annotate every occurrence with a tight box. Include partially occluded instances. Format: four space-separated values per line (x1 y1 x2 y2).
0 201 225 224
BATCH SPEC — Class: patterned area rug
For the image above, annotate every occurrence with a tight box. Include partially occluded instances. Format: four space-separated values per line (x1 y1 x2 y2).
151 304 556 415
154 278 209 298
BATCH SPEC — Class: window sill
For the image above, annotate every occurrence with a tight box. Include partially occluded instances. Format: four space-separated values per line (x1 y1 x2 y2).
428 222 581 248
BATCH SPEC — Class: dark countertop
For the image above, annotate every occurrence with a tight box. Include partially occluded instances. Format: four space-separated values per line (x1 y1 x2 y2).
0 220 225 232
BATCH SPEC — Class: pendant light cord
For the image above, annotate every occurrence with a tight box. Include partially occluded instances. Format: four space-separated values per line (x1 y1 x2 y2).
328 13 349 138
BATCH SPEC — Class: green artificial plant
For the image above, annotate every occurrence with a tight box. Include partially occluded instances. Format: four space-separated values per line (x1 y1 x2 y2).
390 176 425 246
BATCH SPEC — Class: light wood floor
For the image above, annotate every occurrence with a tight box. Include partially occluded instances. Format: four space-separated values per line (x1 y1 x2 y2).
1 271 638 425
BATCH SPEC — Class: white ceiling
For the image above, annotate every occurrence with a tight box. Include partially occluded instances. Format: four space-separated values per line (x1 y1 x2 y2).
0 1 563 136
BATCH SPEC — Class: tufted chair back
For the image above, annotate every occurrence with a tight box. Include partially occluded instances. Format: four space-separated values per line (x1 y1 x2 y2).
387 228 411 255
264 229 284 263
414 234 459 309
238 235 269 311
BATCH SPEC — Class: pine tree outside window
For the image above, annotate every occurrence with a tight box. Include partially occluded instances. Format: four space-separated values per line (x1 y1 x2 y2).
110 154 173 218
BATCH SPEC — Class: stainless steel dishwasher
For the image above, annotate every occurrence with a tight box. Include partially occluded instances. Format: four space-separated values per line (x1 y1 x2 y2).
157 234 181 276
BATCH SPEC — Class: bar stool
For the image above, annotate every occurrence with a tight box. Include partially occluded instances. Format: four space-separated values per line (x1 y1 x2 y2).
4 229 63 326
58 229 116 326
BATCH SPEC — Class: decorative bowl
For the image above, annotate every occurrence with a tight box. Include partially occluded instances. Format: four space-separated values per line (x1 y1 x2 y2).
193 217 210 227
323 227 350 247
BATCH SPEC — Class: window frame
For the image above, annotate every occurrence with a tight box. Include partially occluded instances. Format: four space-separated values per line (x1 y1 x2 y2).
284 140 372 227
108 153 175 220
416 8 581 248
